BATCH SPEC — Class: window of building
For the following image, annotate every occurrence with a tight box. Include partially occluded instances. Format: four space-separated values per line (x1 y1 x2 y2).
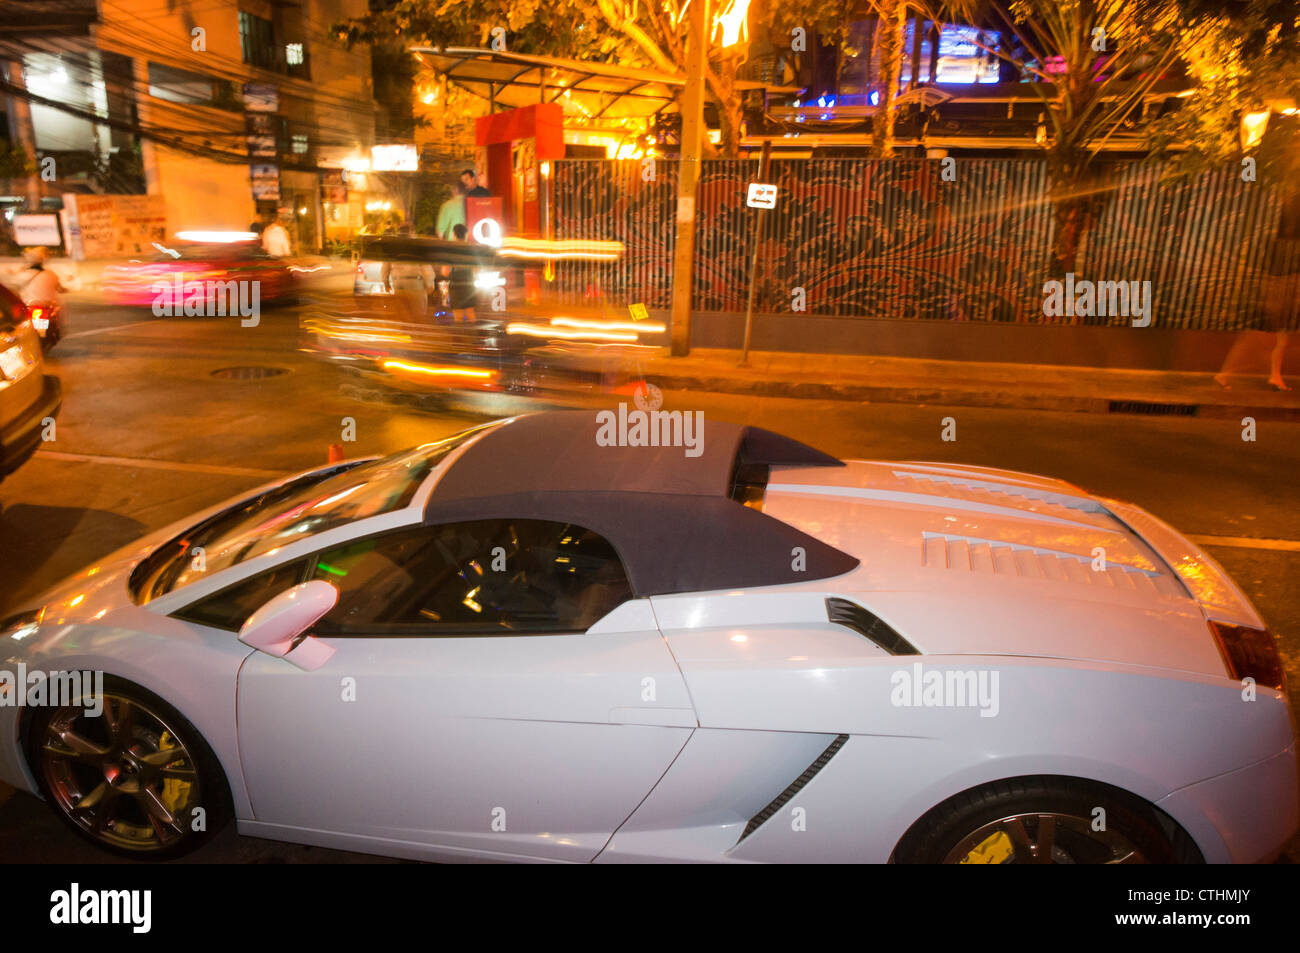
292 133 309 154
239 12 277 70
147 62 218 106
285 43 304 66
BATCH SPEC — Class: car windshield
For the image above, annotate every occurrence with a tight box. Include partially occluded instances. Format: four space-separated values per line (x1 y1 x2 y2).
130 423 497 603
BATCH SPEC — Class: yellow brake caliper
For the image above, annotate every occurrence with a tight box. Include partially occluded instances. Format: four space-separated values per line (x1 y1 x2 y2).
158 731 192 814
960 830 1016 864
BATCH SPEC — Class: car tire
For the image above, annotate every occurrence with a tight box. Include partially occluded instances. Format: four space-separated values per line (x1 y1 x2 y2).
893 776 1202 864
26 675 232 859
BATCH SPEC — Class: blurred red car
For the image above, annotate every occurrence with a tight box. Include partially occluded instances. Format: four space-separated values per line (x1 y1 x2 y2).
100 241 295 309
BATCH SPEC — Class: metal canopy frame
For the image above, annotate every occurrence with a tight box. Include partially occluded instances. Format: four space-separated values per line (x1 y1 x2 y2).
411 46 797 119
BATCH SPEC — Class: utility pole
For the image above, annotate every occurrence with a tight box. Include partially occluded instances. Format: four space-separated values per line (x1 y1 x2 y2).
4 61 44 212
131 59 162 195
670 0 709 357
738 138 771 366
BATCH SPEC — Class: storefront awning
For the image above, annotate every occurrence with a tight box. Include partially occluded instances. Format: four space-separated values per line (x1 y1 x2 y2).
410 46 798 120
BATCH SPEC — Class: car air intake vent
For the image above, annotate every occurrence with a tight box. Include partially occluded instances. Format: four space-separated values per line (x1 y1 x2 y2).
737 734 849 844
826 597 919 655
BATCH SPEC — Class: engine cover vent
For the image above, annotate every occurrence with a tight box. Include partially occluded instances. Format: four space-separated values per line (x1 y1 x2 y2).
826 597 920 656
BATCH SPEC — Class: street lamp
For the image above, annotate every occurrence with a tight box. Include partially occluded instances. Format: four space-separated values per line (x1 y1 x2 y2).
714 0 750 48
1240 110 1270 151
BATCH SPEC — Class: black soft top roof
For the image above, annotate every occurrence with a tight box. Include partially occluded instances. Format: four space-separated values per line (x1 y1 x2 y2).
423 411 860 596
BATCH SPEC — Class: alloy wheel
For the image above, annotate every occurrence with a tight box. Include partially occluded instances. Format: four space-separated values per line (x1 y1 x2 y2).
944 811 1147 864
38 693 203 853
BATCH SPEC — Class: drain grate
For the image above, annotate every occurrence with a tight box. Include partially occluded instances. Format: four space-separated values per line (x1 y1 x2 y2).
211 366 290 381
1108 399 1198 416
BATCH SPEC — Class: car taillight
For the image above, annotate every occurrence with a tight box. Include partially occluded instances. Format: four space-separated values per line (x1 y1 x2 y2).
28 306 44 320
1209 620 1288 693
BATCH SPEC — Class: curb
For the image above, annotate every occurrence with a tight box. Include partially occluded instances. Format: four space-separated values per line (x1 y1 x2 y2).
645 371 1300 421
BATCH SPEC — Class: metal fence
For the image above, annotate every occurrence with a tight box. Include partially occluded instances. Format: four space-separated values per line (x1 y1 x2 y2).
552 158 1299 331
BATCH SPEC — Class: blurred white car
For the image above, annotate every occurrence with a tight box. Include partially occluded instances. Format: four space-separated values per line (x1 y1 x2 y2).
1 412 1294 862
0 284 61 483
352 259 388 296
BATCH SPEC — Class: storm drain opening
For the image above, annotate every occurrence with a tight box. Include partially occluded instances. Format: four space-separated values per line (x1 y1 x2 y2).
210 366 291 381
1107 400 1198 416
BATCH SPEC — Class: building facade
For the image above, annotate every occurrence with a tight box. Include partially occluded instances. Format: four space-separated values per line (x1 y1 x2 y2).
1 0 378 252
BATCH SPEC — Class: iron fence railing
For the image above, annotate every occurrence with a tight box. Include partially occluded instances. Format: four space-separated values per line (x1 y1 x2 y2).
551 158 1298 331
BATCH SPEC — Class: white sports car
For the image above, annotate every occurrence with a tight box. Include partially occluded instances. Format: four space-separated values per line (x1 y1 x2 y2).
1 411 1295 863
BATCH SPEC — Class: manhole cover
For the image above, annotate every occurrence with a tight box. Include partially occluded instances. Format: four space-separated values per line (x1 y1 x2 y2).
1107 399 1198 416
211 366 290 381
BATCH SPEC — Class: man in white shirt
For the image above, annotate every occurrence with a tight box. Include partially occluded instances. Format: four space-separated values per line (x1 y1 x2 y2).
261 219 292 257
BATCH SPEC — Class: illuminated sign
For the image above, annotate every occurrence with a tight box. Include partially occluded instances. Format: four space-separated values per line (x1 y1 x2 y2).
13 214 61 246
471 217 503 248
370 144 418 172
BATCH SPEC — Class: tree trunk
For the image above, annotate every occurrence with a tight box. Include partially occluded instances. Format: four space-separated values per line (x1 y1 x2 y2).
1047 147 1094 281
713 56 743 158
871 0 907 157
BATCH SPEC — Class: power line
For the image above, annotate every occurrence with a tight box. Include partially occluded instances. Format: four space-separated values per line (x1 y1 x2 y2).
15 45 381 151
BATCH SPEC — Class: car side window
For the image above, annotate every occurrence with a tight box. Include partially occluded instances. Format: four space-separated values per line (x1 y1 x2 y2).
309 520 633 636
172 559 307 631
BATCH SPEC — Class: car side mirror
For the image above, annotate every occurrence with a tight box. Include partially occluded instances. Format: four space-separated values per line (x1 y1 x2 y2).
239 580 338 671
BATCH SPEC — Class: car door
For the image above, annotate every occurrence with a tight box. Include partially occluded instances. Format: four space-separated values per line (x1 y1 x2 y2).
231 519 696 862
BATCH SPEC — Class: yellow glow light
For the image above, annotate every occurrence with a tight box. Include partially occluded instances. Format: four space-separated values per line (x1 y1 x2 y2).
382 359 496 380
498 237 624 261
1241 110 1270 150
714 0 751 48
175 231 258 243
506 322 638 343
550 316 666 334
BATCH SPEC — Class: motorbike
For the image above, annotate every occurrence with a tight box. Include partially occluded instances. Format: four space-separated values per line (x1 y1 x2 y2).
25 301 63 353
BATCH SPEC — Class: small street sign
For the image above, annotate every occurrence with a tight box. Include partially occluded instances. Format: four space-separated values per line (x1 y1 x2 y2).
746 183 778 209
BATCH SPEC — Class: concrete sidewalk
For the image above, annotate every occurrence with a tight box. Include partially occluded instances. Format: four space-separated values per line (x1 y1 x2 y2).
638 348 1300 420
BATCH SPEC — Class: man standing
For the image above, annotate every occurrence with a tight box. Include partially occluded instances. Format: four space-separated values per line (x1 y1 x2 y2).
436 181 467 239
460 169 490 198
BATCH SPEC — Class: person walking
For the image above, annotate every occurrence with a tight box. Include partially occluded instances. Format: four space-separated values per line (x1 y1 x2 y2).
1215 239 1297 391
436 181 467 240
382 223 434 321
448 223 477 323
261 217 292 258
